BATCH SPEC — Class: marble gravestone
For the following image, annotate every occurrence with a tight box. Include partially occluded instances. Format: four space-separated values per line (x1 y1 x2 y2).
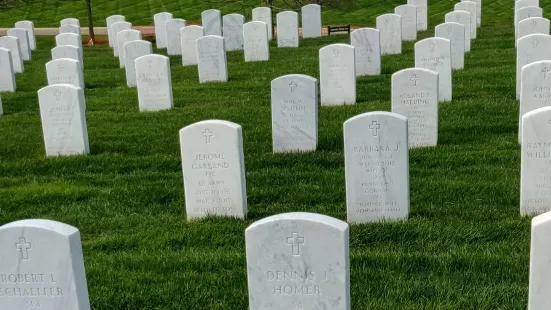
445 11 472 52
319 44 356 106
521 106 551 216
252 7 273 40
15 21 36 50
516 7 544 42
391 68 439 148
179 120 247 220
454 2 477 39
124 40 152 87
223 14 245 51
46 59 84 89
196 35 228 83
60 18 80 27
277 11 299 48
0 48 16 92
153 12 173 49
181 25 204 66
407 0 427 31
271 74 318 152
55 33 83 66
111 21 132 57
117 29 142 68
461 0 481 27
7 28 31 61
350 28 381 76
515 0 540 34
38 84 89 156
0 219 90 309
52 45 82 64
135 54 173 112
344 112 409 223
106 15 125 47
165 19 186 56
516 34 551 100
243 21 269 62
519 61 551 143
435 22 465 70
202 9 223 37
0 36 23 73
246 212 350 310
376 14 402 55
59 24 80 35
529 212 551 309
415 37 452 102
518 17 550 42
301 4 322 38
394 4 417 41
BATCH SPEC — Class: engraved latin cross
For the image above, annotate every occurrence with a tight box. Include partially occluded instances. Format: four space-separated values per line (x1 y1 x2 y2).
289 81 297 93
287 232 304 256
533 39 540 47
369 121 381 137
429 43 435 52
15 237 32 259
410 74 419 86
202 129 214 143
54 90 62 100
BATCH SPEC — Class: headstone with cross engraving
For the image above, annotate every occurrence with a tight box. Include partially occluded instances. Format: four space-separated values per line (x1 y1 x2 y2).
271 74 318 152
301 4 322 38
454 2 477 39
517 34 551 100
391 68 439 148
444 11 471 52
415 37 452 102
376 14 402 55
350 28 381 76
15 21 36 50
117 29 142 68
38 84 89 156
46 58 84 89
59 24 80 36
111 21 132 57
197 35 228 83
394 4 417 41
319 44 356 106
202 9 223 37
181 25 204 66
55 33 83 64
106 15 125 48
516 7 544 42
407 0 427 31
521 106 551 216
223 14 245 51
529 211 551 308
52 45 82 65
461 0 481 27
124 40 152 87
165 19 186 56
518 17 550 42
7 28 31 61
154 12 173 49
277 11 299 48
179 120 247 220
135 54 173 112
519 61 551 143
0 36 23 74
61 18 80 27
435 22 465 70
243 21 269 62
0 48 16 92
253 7 273 40
246 212 350 310
0 219 90 309
515 0 540 33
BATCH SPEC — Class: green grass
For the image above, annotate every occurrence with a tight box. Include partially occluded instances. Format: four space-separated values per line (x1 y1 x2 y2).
0 0 538 309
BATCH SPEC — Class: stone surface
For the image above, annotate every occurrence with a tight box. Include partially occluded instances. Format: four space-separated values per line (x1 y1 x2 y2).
0 93 2 115
301 4 322 38
415 37 452 102
243 21 269 62
252 7 273 40
407 0 427 30
394 4 417 41
111 21 132 57
51 45 82 64
391 68 439 148
519 61 551 142
179 120 247 219
462 0 481 27
515 0 540 33
0 36 23 73
0 48 16 92
37 84 89 156
319 43 356 106
454 2 477 39
106 15 125 48
153 12 173 49
60 18 80 27
117 29 142 68
197 35 228 83
245 212 350 310
350 28 381 76
516 6 543 42
7 28 30 61
277 11 299 48
55 33 83 66
223 14 245 51
445 11 472 52
15 21 36 50
516 34 551 100
271 74 318 152
344 111 409 223
124 40 152 87
518 17 550 42
46 58 84 89
435 22 465 70
181 25 204 66
529 211 551 308
135 54 173 112
59 24 80 35
0 219 90 309
376 14 402 55
165 19 186 56
202 9 223 37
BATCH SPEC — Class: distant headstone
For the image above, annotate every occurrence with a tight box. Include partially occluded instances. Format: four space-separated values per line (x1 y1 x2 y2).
376 14 402 55
223 14 245 51
516 34 551 100
252 7 273 40
246 212 350 310
135 54 173 112
52 45 82 64
415 37 452 102
277 11 299 48
243 21 269 62
0 48 16 92
319 43 356 106
165 19 186 56
46 58 84 89
445 11 472 52
124 40 152 87
350 28 381 76
462 0 481 27
59 24 80 35
519 60 551 142
302 4 322 38
0 219 90 309
55 33 83 65
0 37 23 73
60 18 80 27
271 74 318 152
391 68 439 148
106 15 125 48
515 0 540 32
197 35 228 83
111 21 132 57
529 211 551 308
518 17 550 42
117 29 142 68
516 7 544 42
202 9 223 37
454 2 477 39
7 28 31 61
37 84 89 156
407 0 428 31
153 12 173 49
179 120 247 219
181 25 204 66
15 21 36 50
435 22 465 70
394 4 417 41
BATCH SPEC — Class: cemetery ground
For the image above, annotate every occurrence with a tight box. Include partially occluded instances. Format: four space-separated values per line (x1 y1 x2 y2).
0 1 534 309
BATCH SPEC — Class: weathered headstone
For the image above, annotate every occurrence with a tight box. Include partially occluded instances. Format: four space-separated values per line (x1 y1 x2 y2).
243 21 269 62
462 0 481 27
518 17 550 42
179 120 247 219
435 22 465 70
246 212 350 310
271 74 318 152
252 7 273 40
445 11 472 52
153 12 173 49
60 18 80 27
277 11 299 48
181 25 204 66
135 54 173 112
111 21 132 57
350 28 381 76
117 29 142 68
202 9 223 37
7 28 31 61
0 48 16 92
51 45 82 65
344 111 409 223
319 44 356 106
301 4 322 38
376 14 402 55
415 37 452 102
197 35 228 83
37 84 89 156
0 219 90 309
519 60 551 143
516 6 543 42
394 4 417 41
391 68 439 148
529 211 551 308
55 33 83 65
15 21 36 50
0 36 24 73
516 34 551 100
124 40 152 87
59 24 80 35
223 14 245 51
46 58 84 89
106 15 125 48
454 2 477 39
165 19 186 56
407 0 427 31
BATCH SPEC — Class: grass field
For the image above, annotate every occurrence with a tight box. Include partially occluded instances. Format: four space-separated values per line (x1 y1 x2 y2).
0 0 540 309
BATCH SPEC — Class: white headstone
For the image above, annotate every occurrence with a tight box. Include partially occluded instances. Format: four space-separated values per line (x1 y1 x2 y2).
515 0 539 30
518 17 550 42
0 36 24 73
529 211 551 308
111 21 132 57
202 9 223 37
520 61 551 142
117 29 142 68
0 219 90 309
61 18 80 27
52 45 82 64
350 28 381 76
106 15 125 48
124 40 152 87
376 14 402 55
435 22 465 70
461 0 481 27
394 4 417 41
135 54 173 112
59 24 80 35
153 12 173 49
197 35 228 83
454 2 477 39
7 28 31 61
46 58 84 89
246 212 350 310
391 68 439 148
271 74 318 152
55 33 83 65
344 111 409 223
301 4 322 38
516 34 551 100
223 14 245 51
38 84 89 156
0 48 16 92
445 11 472 52
252 7 273 40
179 120 247 220
243 21 269 62
415 37 452 102
407 0 427 30
165 19 186 56
277 11 299 48
181 25 204 66
516 7 544 42
319 44 356 106
15 21 36 50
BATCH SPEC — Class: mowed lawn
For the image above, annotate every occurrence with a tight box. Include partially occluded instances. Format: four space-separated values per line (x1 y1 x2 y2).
0 0 537 309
